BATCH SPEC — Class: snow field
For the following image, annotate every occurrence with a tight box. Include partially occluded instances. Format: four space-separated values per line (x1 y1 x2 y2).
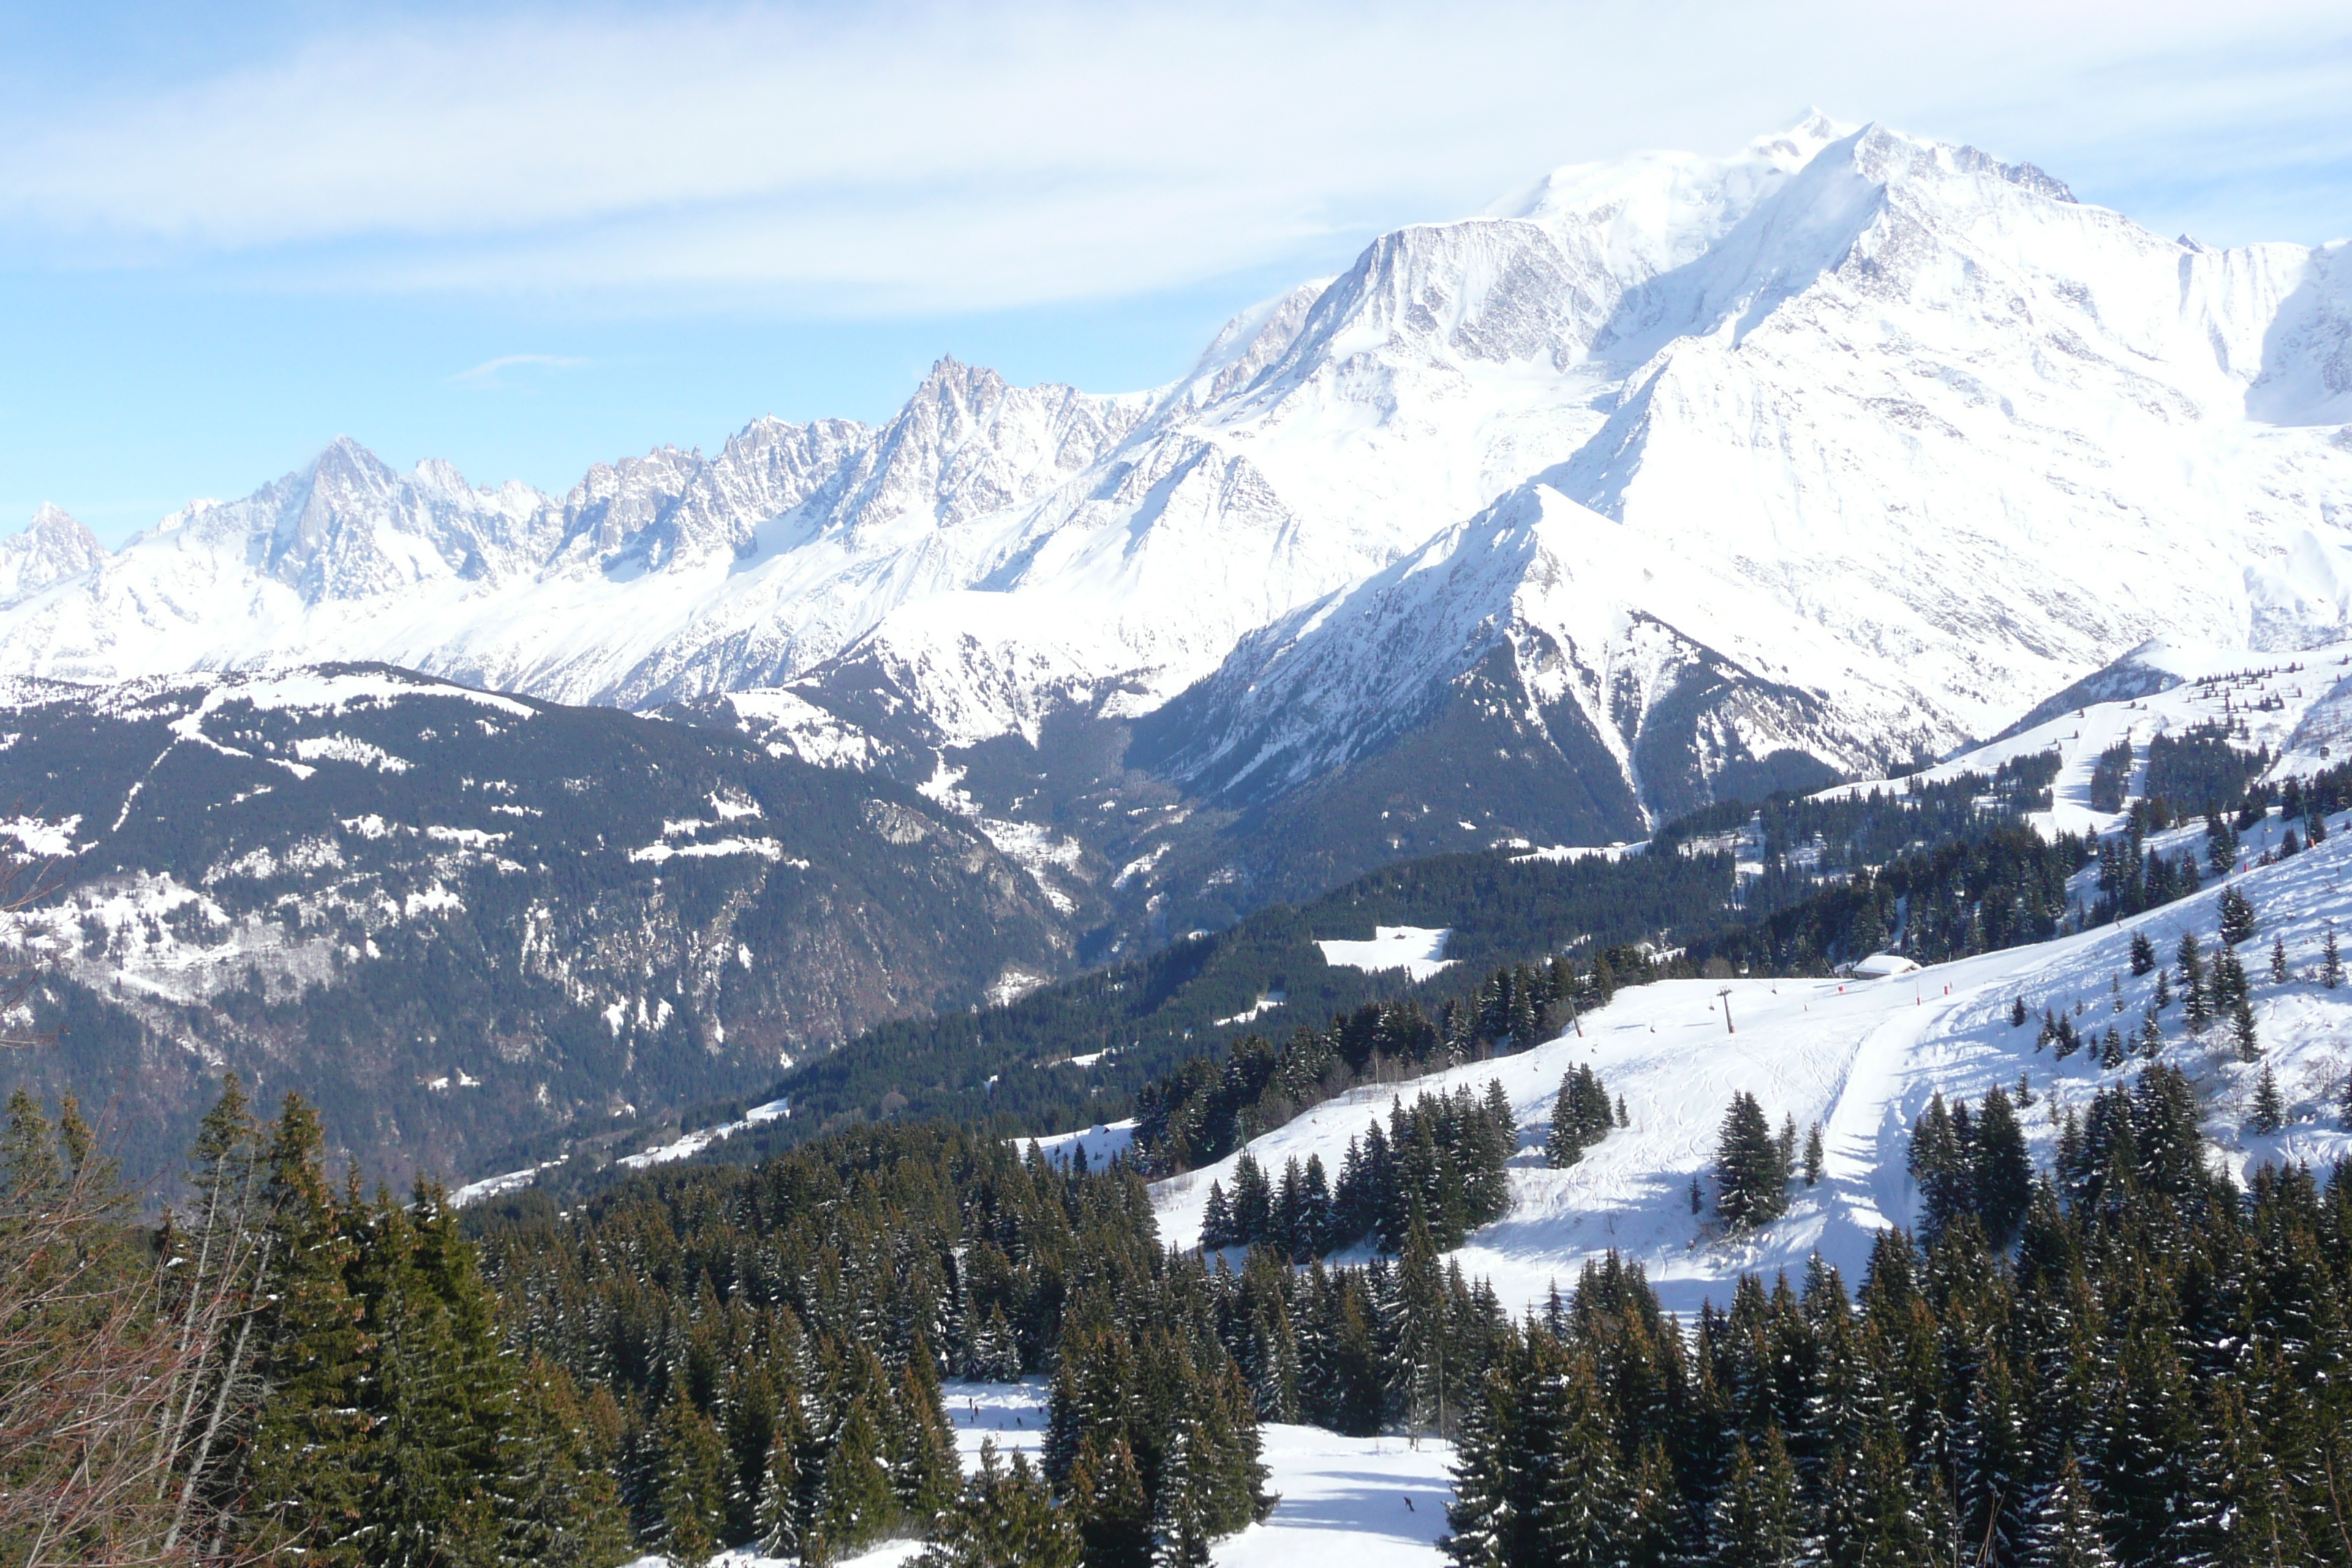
1025 1119 1138 1171
1824 638 2352 840
668 1379 1454 1568
1316 925 1455 981
1154 824 2352 1319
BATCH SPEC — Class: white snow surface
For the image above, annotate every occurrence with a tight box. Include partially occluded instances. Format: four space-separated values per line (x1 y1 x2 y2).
1156 821 2352 1319
655 1378 1453 1568
1 118 2345 821
1024 1118 1137 1169
1317 926 1455 981
615 1098 791 1171
1822 638 2352 838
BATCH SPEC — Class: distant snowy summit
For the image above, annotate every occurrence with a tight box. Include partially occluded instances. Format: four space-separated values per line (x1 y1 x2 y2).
3 116 2349 844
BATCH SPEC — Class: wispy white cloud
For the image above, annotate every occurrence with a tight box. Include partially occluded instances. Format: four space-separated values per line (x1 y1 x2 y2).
0 0 2344 313
446 353 589 388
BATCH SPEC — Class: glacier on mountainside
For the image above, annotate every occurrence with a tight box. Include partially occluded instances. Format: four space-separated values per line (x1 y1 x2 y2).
1 116 2348 826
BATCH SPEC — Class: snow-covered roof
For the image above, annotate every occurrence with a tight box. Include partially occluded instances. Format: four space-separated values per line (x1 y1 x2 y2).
1850 953 1922 978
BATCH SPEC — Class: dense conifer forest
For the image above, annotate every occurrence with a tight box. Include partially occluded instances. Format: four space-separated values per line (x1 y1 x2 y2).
13 730 2352 1566
1438 1079 2352 1568
611 848 1727 1180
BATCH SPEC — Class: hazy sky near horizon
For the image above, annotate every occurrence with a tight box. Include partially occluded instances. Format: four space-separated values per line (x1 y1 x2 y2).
4 0 2349 541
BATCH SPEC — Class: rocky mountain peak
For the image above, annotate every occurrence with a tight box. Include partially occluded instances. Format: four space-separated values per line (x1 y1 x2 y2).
0 502 107 607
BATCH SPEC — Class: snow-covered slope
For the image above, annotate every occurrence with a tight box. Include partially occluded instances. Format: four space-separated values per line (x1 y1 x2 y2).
0 504 105 608
3 116 2348 832
697 1380 1456 1568
1153 815 2352 1317
1823 637 2352 844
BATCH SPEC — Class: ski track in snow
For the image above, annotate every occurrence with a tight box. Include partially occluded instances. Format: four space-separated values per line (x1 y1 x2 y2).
1154 817 2352 1319
671 1379 1453 1568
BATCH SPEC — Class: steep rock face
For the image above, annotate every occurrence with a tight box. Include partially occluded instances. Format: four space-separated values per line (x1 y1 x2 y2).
548 415 873 573
0 504 105 607
814 357 1153 537
1136 484 1921 834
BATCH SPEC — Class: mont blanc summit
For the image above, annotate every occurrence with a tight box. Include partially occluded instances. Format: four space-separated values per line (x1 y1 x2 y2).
4 118 2348 834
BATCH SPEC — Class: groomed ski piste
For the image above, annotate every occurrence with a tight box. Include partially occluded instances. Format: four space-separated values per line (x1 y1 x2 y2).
1156 813 2352 1322
657 1379 1456 1568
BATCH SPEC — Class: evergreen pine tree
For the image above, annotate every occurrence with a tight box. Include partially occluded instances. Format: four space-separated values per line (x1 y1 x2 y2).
1973 1087 2033 1245
350 1182 516 1567
239 1095 369 1567
1710 1429 1800 1568
2326 924 2344 989
890 1349 962 1523
1802 1123 1825 1188
2206 810 2239 875
2020 1453 2117 1568
2220 886 2259 946
2128 931 2156 976
2187 1382 2310 1567
1715 1094 1788 1233
2270 933 2289 981
813 1389 900 1557
1547 1071 1588 1168
2232 995 2261 1062
1231 1155 1273 1247
1298 1154 1333 1258
2011 995 2029 1028
1201 1181 1233 1251
1145 1420 1207 1568
917 1442 1085 1568
1907 1093 1972 1241
1531 1353 1625 1568
1070 1436 1150 1568
2248 1065 2285 1133
1954 1349 2030 1568
2212 944 2250 1009
754 1428 802 1560
650 1396 734 1563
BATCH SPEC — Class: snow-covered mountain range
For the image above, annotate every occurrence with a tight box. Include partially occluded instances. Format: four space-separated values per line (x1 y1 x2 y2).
5 115 2350 872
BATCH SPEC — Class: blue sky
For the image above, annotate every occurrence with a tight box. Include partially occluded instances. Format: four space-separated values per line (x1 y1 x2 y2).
4 0 2349 543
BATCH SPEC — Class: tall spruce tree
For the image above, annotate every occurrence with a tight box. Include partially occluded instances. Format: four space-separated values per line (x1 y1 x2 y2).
2020 1453 2117 1568
917 1441 1085 1568
2232 995 2261 1062
239 1095 369 1566
1715 1094 1788 1233
1710 1429 1800 1568
1973 1087 2033 1245
2248 1066 2285 1134
2220 886 2259 946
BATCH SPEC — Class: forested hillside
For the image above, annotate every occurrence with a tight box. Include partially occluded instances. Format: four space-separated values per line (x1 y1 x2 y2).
0 666 1067 1187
